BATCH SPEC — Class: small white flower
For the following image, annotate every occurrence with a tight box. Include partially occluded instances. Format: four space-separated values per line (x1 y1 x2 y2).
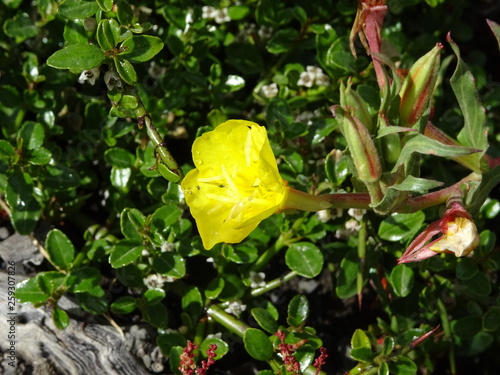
306 65 323 76
78 67 100 85
249 271 266 288
206 257 214 263
348 208 366 221
143 274 176 289
295 110 314 124
345 218 362 233
104 71 122 90
297 279 319 294
206 332 222 339
297 71 315 87
224 300 247 316
261 83 278 99
148 62 166 79
258 25 273 40
315 71 330 86
202 6 217 19
161 242 175 253
214 8 230 24
316 210 330 223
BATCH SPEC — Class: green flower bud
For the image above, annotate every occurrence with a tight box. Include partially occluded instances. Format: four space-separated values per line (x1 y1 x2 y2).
399 43 442 128
340 80 374 133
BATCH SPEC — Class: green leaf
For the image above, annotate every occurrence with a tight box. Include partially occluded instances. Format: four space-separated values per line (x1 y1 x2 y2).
389 264 415 298
226 43 264 74
104 147 135 168
205 277 225 299
448 35 487 168
336 247 358 299
47 44 105 71
114 57 137 85
26 147 52 165
46 229 76 270
285 242 323 278
243 328 273 361
378 212 425 242
144 288 166 305
199 337 229 359
379 361 390 375
251 308 278 334
110 166 132 191
466 166 500 216
487 19 500 51
267 28 299 54
63 19 87 45
287 294 309 328
97 19 120 51
109 239 143 268
388 356 417 375
120 35 164 63
3 12 38 42
350 329 373 362
142 302 168 328
226 243 258 264
150 204 183 235
116 0 134 25
456 258 479 280
182 287 203 322
96 0 114 12
6 172 41 234
76 287 108 314
463 271 491 296
68 267 102 293
41 164 81 191
58 0 99 20
110 296 137 314
37 271 67 296
18 121 45 149
157 333 187 356
392 133 479 173
15 277 49 304
152 253 186 278
386 175 443 192
53 307 70 329
120 208 146 240
483 307 500 332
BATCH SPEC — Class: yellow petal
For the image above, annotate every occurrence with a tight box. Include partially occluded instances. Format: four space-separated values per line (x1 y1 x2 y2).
181 120 288 249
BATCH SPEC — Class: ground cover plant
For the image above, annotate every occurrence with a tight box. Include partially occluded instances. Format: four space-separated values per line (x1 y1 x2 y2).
1 0 500 374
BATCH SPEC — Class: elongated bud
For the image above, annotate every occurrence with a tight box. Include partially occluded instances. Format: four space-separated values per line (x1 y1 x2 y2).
331 105 382 184
340 80 374 133
399 43 442 128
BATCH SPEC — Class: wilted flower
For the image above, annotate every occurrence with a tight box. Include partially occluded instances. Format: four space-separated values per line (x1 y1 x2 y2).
78 67 100 85
398 202 480 264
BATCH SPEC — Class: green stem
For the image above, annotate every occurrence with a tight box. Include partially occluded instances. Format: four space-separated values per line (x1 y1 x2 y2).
357 220 367 309
250 271 298 297
437 298 456 375
206 304 249 338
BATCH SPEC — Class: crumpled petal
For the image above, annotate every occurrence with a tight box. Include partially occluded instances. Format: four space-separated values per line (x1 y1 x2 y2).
181 120 288 249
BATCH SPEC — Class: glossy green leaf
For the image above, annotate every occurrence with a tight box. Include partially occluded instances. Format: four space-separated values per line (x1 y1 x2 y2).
26 147 52 165
63 19 87 44
205 277 225 299
15 277 49 304
117 0 134 25
75 286 108 314
287 294 309 328
120 35 164 63
97 19 120 50
285 242 323 278
104 147 135 168
483 307 500 332
18 121 44 150
41 164 81 191
96 0 113 12
120 207 145 240
150 204 183 235
251 308 278 334
68 267 102 293
456 258 479 280
157 333 187 356
58 0 99 20
114 57 137 85
152 253 186 278
378 212 425 242
379 361 390 375
109 239 143 268
267 28 299 54
3 13 38 42
388 356 417 375
144 288 166 305
199 337 229 359
463 271 491 296
389 264 414 298
336 247 358 299
350 329 373 362
6 172 41 234
47 44 105 71
110 166 132 191
243 328 273 361
46 229 75 270
52 307 70 329
110 296 137 314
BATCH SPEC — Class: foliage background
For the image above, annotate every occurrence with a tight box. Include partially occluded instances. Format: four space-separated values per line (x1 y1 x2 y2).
1 0 500 374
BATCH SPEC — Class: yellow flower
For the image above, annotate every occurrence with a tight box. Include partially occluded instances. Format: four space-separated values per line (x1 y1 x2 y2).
181 120 289 250
429 217 479 257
